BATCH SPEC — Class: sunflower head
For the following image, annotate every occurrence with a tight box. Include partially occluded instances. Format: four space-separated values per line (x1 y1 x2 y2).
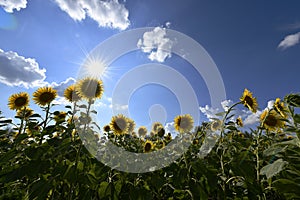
164 133 172 141
274 98 288 118
236 116 243 127
260 110 285 132
240 89 258 113
8 92 30 110
103 124 111 133
64 85 81 102
76 77 104 100
152 122 163 133
144 140 154 153
110 114 128 135
155 140 165 149
33 87 57 106
210 119 223 132
54 111 67 123
127 118 136 134
16 107 33 119
174 114 194 134
193 139 199 145
138 126 148 137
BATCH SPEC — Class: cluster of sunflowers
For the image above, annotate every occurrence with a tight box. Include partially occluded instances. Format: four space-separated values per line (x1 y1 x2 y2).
7 76 291 142
239 89 289 133
6 77 198 153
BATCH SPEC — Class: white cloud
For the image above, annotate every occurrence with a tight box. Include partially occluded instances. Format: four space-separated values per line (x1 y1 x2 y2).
94 95 113 109
243 111 261 126
0 0 27 13
0 49 47 88
54 0 130 30
164 122 175 134
165 21 171 28
52 96 69 106
199 105 220 120
278 32 300 50
137 26 174 62
110 103 128 111
221 99 233 112
52 77 76 96
200 100 275 126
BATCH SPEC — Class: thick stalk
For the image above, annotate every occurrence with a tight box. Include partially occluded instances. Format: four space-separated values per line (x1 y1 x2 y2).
39 104 50 145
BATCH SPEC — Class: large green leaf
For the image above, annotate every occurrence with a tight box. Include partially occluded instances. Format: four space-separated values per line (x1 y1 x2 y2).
260 159 288 179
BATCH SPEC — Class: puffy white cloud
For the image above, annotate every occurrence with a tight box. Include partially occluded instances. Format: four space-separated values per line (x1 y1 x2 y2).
52 96 69 106
164 122 176 134
278 32 300 50
51 77 76 96
0 49 47 88
221 99 233 112
199 105 220 120
0 0 27 13
137 26 174 62
54 0 130 30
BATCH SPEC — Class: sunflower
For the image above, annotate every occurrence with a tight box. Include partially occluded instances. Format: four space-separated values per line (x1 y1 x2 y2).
274 98 288 118
260 110 285 132
236 116 243 127
33 87 57 106
174 114 194 133
164 132 172 141
76 77 104 100
17 107 33 119
54 111 67 123
210 119 223 132
138 126 148 137
152 122 163 133
193 139 199 145
64 85 81 102
127 118 136 134
144 140 154 152
110 114 128 135
240 89 258 113
155 140 165 149
103 124 111 133
8 92 30 110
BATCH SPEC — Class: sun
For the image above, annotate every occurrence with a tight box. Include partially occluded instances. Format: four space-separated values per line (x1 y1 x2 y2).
81 54 110 79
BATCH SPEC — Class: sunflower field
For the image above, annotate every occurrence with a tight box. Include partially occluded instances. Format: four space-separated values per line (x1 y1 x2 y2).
1 77 300 200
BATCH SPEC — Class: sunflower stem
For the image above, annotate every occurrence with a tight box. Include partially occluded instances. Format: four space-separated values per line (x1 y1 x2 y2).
17 108 26 137
70 99 93 198
40 104 50 145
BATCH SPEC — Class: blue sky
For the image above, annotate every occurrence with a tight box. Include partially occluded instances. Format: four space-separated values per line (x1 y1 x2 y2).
1 0 300 133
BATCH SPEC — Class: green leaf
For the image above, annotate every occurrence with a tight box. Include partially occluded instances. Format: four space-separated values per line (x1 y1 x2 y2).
285 93 300 107
263 145 288 157
65 105 72 109
90 110 97 114
0 119 12 124
98 181 109 199
273 178 300 198
78 104 87 109
260 158 288 179
29 178 52 200
294 114 300 124
29 113 42 118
